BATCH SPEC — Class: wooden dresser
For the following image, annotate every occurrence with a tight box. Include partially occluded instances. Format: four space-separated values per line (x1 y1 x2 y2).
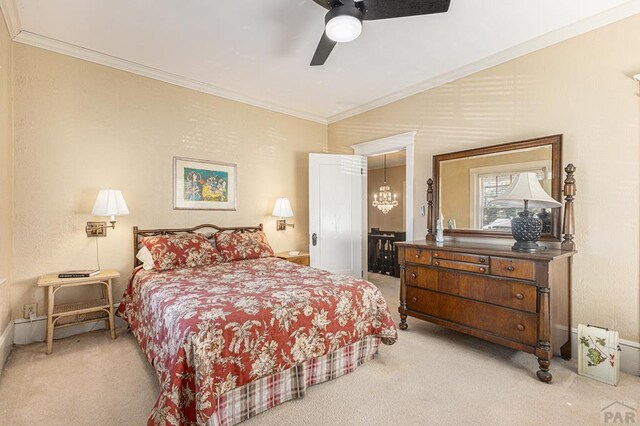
396 240 576 382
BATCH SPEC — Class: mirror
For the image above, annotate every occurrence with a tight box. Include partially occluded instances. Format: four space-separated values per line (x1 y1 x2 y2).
433 135 562 241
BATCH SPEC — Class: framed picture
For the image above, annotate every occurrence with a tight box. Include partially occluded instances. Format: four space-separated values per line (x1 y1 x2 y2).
173 157 237 210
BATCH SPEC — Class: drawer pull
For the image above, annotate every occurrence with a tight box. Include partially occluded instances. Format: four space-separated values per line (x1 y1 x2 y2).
434 261 440 266
433 253 439 257
415 254 420 259
411 273 417 279
479 267 486 273
479 257 486 263
515 293 524 300
411 297 417 303
507 266 515 272
517 324 525 331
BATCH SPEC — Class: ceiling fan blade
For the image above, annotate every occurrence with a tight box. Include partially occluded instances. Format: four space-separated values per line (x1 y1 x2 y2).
310 31 337 66
311 0 352 11
360 0 450 21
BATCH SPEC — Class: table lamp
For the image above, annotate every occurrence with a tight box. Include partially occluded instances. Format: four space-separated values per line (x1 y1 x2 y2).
489 173 561 252
272 197 294 231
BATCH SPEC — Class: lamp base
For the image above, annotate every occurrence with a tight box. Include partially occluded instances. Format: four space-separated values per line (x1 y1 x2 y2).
86 221 108 237
511 241 542 252
511 210 543 253
276 220 295 231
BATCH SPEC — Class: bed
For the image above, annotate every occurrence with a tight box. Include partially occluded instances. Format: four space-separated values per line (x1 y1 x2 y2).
117 224 397 426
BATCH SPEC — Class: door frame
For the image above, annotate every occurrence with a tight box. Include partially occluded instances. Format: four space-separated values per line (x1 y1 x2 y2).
351 131 416 277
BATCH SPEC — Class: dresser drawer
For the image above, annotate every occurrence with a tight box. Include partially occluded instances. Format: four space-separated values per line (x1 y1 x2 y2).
490 257 535 281
431 251 488 265
406 287 537 346
405 265 437 290
432 259 489 274
405 248 431 264
436 270 537 313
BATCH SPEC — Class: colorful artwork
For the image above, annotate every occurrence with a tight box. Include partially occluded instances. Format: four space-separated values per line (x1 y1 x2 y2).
174 157 237 210
184 168 228 202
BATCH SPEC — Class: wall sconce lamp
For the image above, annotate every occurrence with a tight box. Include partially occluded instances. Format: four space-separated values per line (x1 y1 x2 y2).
272 197 294 231
86 189 130 237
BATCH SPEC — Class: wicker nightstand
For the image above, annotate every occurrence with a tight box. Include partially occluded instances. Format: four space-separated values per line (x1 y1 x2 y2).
275 251 310 266
37 270 119 354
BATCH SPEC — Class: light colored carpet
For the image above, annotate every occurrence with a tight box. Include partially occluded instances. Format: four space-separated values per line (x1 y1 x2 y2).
0 273 638 425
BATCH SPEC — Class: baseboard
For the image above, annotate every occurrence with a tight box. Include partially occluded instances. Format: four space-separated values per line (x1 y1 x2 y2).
13 305 127 345
0 320 15 374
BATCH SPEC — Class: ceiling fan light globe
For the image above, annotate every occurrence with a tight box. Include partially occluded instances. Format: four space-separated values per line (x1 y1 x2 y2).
326 15 362 43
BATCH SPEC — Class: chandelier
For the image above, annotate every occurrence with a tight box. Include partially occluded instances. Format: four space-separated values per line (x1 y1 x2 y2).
372 154 398 214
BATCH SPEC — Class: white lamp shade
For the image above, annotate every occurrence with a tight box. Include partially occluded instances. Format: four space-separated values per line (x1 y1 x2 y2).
489 173 562 209
91 189 130 217
272 198 294 218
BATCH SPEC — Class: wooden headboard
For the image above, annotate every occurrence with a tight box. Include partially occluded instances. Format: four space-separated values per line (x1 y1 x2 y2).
133 223 263 267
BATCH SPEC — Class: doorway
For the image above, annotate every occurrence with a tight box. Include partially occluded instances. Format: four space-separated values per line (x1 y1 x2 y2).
367 150 407 278
351 131 416 281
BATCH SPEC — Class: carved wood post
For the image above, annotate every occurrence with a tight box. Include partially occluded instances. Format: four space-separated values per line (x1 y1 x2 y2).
398 247 408 330
425 178 434 241
536 287 552 383
561 164 576 251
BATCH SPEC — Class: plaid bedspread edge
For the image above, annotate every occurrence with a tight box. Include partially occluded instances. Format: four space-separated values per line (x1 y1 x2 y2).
208 335 383 426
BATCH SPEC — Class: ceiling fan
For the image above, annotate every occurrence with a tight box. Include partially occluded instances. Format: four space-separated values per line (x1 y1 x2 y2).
310 0 451 66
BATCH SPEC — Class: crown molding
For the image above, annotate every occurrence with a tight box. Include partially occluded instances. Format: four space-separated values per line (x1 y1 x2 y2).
327 1 640 124
12 31 328 124
3 0 640 126
1 0 328 123
0 0 20 38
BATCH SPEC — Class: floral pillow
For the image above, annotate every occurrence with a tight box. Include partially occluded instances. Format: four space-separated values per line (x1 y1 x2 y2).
214 231 274 262
142 233 223 271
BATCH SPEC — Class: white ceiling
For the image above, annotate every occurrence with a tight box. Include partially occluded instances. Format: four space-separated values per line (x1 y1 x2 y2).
4 0 640 123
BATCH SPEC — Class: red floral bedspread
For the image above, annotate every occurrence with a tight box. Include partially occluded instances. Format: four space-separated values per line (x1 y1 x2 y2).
117 257 397 425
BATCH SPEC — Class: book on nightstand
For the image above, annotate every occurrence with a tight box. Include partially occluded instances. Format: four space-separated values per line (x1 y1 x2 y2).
57 270 100 279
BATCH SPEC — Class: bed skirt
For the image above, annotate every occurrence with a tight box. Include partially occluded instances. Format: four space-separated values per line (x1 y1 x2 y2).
207 335 383 426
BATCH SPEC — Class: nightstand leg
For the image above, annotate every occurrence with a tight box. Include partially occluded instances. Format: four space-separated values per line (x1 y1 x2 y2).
101 282 109 331
106 279 116 339
46 286 54 354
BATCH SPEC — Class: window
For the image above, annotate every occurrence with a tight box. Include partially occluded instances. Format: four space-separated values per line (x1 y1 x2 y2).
478 170 545 230
469 161 552 230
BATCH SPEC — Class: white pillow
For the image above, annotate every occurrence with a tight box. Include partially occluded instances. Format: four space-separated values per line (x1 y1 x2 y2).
136 246 155 271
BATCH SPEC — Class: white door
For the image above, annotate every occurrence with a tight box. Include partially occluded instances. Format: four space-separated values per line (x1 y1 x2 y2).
309 153 365 278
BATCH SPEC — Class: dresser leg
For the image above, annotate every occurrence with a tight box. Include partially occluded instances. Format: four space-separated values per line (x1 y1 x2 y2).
536 358 552 383
399 314 408 330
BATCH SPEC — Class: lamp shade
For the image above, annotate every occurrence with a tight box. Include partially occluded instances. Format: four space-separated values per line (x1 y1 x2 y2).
91 189 130 217
489 173 561 209
272 197 294 218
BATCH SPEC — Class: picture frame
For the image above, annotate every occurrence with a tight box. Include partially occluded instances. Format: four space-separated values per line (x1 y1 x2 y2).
173 156 237 211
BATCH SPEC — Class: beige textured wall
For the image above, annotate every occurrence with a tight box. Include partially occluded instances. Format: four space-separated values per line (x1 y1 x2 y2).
11 44 327 318
368 165 405 232
440 147 551 228
0 17 13 333
329 15 640 341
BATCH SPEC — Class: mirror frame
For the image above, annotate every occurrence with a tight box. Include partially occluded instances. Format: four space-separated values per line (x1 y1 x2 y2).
432 134 563 241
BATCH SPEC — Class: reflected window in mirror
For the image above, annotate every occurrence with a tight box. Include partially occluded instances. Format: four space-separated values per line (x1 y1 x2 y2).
474 164 550 232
